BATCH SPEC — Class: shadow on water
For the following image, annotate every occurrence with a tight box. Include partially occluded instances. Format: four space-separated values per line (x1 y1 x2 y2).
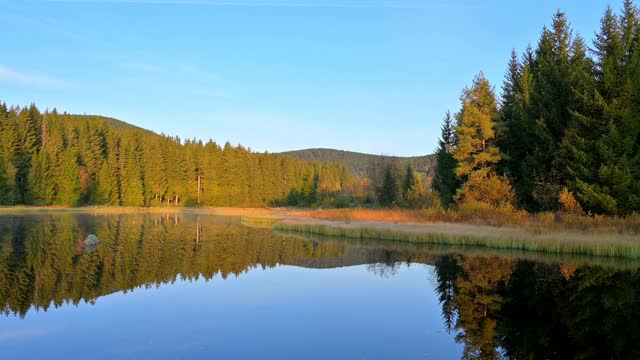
1 212 640 359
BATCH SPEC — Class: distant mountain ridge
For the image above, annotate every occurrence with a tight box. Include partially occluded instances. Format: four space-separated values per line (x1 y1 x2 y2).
279 148 435 178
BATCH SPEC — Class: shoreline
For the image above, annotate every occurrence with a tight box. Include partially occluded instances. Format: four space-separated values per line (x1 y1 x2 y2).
2 206 639 258
274 218 640 259
0 206 283 216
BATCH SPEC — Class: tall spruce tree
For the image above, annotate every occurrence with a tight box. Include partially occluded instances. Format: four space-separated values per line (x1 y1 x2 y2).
0 110 20 205
15 105 41 203
0 158 10 205
379 167 397 207
26 150 55 205
432 111 459 208
55 149 81 206
119 137 145 207
546 4 640 215
401 163 416 201
498 50 538 208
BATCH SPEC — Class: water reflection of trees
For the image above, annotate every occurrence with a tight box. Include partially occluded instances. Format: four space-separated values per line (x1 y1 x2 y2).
432 254 640 359
366 262 400 278
3 215 640 358
0 214 348 318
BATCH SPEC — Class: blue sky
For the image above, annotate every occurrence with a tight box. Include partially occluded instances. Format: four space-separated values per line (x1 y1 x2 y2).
1 0 612 156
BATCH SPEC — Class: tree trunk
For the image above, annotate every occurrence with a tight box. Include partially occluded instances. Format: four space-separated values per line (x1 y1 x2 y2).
197 175 201 204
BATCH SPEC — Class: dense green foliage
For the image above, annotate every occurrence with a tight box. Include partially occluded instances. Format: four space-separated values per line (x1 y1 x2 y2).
378 167 398 207
436 1 640 215
280 148 435 178
432 112 459 209
0 103 350 207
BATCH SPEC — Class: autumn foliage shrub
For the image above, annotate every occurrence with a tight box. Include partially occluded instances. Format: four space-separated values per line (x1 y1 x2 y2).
454 171 515 208
558 187 585 215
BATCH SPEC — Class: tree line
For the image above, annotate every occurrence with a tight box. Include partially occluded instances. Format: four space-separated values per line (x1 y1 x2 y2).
280 148 435 179
434 1 640 215
0 104 350 207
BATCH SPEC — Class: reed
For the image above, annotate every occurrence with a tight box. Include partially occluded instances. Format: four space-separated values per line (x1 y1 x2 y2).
275 221 640 259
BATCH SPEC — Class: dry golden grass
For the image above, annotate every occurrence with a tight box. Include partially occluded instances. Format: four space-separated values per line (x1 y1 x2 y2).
289 207 640 235
276 218 640 258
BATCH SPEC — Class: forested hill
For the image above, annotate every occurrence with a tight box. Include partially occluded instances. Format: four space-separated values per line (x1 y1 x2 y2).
0 102 350 207
279 148 435 178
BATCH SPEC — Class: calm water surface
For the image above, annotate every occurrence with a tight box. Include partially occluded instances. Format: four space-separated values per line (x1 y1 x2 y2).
1 213 639 359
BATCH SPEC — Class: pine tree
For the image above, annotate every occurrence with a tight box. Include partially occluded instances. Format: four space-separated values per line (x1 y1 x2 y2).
498 50 537 207
0 158 10 205
453 73 514 207
515 11 596 210
95 135 121 205
119 136 145 206
433 111 460 209
143 137 168 205
26 150 55 205
453 73 502 177
401 163 416 203
55 149 81 206
0 109 20 204
557 5 640 214
305 171 320 206
15 105 41 203
379 167 397 207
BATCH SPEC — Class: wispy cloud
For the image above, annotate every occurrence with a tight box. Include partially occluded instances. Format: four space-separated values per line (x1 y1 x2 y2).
46 0 460 10
0 65 68 89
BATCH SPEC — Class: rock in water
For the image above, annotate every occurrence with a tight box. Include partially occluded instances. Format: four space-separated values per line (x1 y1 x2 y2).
84 234 100 253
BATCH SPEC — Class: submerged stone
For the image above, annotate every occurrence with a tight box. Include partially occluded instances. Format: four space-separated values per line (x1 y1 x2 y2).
84 234 100 253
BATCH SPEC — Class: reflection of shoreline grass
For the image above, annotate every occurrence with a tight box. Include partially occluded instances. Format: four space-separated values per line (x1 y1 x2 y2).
275 220 640 259
280 230 640 269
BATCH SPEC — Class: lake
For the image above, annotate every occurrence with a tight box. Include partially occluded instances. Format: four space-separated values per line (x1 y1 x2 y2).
1 213 639 359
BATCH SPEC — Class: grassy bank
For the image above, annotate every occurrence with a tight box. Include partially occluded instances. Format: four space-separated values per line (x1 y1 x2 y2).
290 208 640 235
284 231 640 269
275 220 640 259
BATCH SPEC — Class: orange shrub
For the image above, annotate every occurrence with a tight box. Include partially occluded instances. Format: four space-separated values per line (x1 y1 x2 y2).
558 187 584 215
455 171 515 208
